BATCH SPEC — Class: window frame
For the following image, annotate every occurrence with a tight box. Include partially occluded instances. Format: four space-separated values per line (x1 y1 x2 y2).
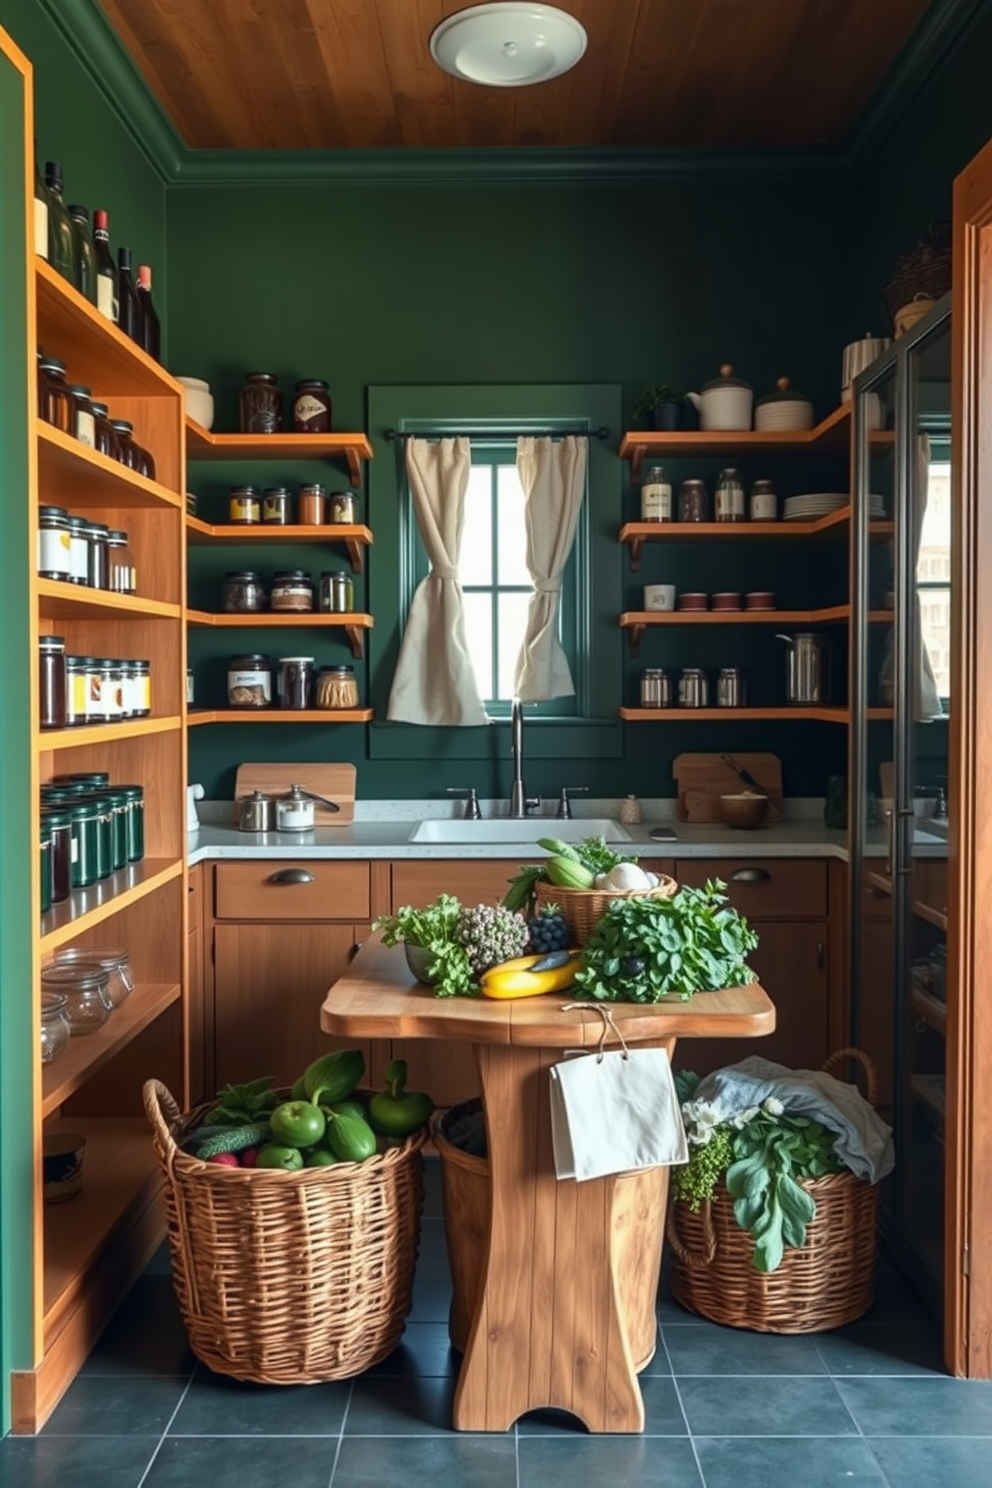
917 441 951 713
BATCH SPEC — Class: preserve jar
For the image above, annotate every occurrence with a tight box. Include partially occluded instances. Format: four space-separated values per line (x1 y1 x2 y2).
96 790 129 869
54 946 133 1009
678 479 709 523
222 571 266 613
110 419 138 469
240 372 282 434
38 506 72 581
262 487 291 524
270 570 313 612
329 491 355 524
678 667 709 707
715 468 746 523
73 794 113 881
750 479 778 521
716 667 746 707
41 808 73 903
292 378 331 432
40 991 71 1064
640 464 672 522
319 571 354 612
315 664 359 710
133 439 155 481
229 485 262 524
85 521 109 588
69 384 96 447
39 356 72 432
39 634 66 729
106 529 135 594
298 483 327 525
90 400 118 459
40 818 52 915
227 654 273 709
133 660 151 717
64 655 88 726
640 667 672 708
96 658 124 721
117 784 145 862
276 656 314 710
67 516 90 585
41 963 112 1035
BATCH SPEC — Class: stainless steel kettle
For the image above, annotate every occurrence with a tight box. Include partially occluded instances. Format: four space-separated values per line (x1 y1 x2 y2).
237 790 276 832
777 632 825 704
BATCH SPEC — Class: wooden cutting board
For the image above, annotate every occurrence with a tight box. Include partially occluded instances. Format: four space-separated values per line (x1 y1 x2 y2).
233 763 356 826
673 752 784 823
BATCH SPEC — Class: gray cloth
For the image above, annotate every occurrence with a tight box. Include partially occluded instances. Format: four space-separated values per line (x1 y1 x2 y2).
692 1056 894 1183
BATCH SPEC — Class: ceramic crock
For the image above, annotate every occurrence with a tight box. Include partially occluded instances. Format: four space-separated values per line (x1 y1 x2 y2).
754 376 814 432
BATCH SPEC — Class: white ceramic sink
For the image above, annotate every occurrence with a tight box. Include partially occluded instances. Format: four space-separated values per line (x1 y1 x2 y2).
408 817 633 845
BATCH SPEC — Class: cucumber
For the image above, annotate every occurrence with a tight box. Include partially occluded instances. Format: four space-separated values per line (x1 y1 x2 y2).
194 1121 271 1160
326 1112 377 1163
536 837 581 861
330 1100 366 1121
545 855 596 890
301 1048 365 1104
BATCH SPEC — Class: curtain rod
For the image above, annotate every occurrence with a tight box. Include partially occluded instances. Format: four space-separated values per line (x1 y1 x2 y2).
384 426 609 442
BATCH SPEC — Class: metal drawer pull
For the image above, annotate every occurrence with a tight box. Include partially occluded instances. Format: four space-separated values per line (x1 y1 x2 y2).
729 867 771 883
268 868 316 885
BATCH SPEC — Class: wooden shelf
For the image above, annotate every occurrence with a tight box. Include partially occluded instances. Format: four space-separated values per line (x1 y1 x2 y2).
617 606 889 654
619 706 844 722
914 900 948 932
619 512 893 567
188 708 373 724
619 403 851 474
36 260 180 399
38 716 182 752
185 518 373 572
37 422 182 510
187 610 372 656
39 859 183 952
41 983 181 1118
185 421 373 486
911 985 947 1036
37 578 180 622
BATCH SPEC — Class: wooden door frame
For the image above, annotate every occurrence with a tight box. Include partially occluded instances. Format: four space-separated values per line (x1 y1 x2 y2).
948 135 992 1378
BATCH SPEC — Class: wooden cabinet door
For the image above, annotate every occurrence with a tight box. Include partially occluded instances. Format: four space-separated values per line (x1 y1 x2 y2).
213 923 371 1089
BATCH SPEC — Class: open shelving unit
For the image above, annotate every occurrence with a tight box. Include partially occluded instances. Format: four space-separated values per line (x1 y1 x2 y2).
185 516 373 573
619 513 895 569
185 419 373 487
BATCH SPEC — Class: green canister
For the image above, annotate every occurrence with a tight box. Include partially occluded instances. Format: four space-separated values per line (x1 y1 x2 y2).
98 789 129 871
68 799 100 887
40 819 52 914
117 785 145 863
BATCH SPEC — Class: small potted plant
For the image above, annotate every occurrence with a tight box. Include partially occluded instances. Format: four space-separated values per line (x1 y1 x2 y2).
633 381 684 431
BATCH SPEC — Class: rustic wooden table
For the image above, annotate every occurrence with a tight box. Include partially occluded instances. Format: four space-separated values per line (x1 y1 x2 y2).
321 935 775 1434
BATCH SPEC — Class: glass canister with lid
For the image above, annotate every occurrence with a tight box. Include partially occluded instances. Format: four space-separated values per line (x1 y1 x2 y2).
276 656 315 710
315 664 359 710
714 468 746 523
53 946 133 1008
678 667 709 707
640 464 672 522
639 668 673 708
750 478 778 521
240 372 282 434
262 487 292 524
41 963 112 1035
39 356 72 432
40 990 71 1064
229 486 261 525
270 570 313 612
678 479 709 523
38 505 72 581
110 419 138 469
292 379 331 432
39 635 66 729
222 571 266 613
227 654 273 709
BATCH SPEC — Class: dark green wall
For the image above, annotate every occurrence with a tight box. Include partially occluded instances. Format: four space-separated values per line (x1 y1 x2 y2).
169 174 857 802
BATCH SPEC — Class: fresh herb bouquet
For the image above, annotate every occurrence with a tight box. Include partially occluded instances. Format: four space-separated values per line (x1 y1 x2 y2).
373 893 528 998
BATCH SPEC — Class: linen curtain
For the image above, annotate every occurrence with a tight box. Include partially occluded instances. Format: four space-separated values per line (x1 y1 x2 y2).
513 435 587 702
386 437 487 727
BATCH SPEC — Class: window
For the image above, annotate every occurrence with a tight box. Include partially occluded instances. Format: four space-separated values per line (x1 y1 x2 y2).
918 458 950 703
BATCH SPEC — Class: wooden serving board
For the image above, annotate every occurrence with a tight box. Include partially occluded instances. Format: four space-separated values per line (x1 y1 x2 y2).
673 752 783 823
233 763 356 825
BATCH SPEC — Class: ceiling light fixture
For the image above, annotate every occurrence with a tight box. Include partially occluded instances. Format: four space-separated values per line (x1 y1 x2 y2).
429 3 587 88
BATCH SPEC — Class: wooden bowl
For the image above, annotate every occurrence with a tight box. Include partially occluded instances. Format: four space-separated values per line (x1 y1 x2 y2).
718 792 769 830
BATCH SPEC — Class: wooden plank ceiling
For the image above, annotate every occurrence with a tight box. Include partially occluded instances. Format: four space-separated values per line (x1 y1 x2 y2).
98 0 933 151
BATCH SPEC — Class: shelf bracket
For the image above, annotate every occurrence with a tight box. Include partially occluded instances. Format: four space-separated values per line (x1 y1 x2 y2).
345 623 365 658
345 537 364 574
346 448 362 487
626 622 645 658
628 536 644 572
628 443 645 480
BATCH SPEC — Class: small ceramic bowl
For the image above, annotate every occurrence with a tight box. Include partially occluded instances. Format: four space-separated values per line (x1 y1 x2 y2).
43 1133 86 1204
744 591 776 610
718 792 769 829
711 592 742 611
405 943 439 985
643 583 676 612
676 592 709 612
176 376 214 431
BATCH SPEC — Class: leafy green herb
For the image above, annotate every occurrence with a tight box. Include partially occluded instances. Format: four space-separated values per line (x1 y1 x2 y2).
373 893 476 998
204 1075 278 1126
573 879 758 1003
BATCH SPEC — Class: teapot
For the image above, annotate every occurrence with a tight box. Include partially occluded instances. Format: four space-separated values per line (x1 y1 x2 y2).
685 364 753 431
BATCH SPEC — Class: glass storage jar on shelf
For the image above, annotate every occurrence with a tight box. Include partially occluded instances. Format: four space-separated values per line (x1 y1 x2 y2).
222 571 266 613
678 479 709 523
69 385 96 448
277 656 315 709
38 505 72 581
229 486 261 525
40 991 71 1064
240 372 282 433
39 634 66 730
315 664 359 710
640 464 672 522
53 947 133 1009
39 356 72 432
41 963 112 1035
227 654 273 709
292 379 331 432
262 487 291 524
714 468 745 523
106 529 136 594
110 419 138 469
270 571 313 612
91 401 118 459
298 483 327 525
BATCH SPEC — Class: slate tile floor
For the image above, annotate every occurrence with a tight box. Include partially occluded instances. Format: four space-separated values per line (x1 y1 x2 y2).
3 1161 991 1488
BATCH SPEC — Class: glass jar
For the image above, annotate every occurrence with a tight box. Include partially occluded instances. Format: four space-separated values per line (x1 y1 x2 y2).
277 656 315 710
270 570 313 612
750 479 778 521
262 487 291 524
52 771 110 788
41 964 112 1035
222 571 266 613
716 667 746 707
186 667 194 707
76 793 113 880
85 521 109 588
64 655 88 726
106 529 136 594
640 667 672 708
90 401 117 459
298 483 326 525
133 660 151 718
640 464 672 522
678 479 709 523
39 357 72 432
96 790 129 869
117 785 145 862
292 378 331 432
97 658 124 722
227 654 273 709
40 991 71 1064
315 664 359 710
678 667 709 708
240 372 282 434
714 468 745 523
39 634 66 730
53 946 133 1009
110 419 138 469
134 439 155 481
41 808 73 903
67 516 90 586
75 656 106 723
69 384 96 447
229 485 261 524
319 571 354 613
38 505 72 581
328 491 356 524
40 818 52 914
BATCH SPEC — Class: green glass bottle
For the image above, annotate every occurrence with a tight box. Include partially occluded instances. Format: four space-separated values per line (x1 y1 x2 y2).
68 204 98 304
43 162 75 283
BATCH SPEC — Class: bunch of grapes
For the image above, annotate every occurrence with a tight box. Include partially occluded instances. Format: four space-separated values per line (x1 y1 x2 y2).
526 904 569 954
455 903 529 978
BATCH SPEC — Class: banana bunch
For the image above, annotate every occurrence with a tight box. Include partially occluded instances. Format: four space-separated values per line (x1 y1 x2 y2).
479 949 581 1000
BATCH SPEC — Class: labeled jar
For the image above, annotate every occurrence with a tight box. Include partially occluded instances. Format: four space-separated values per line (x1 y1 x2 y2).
64 655 89 726
39 357 72 432
110 419 138 469
41 808 73 903
85 521 109 588
97 658 124 721
329 490 356 524
715 468 746 523
678 667 709 708
270 570 313 612
131 660 151 718
298 483 327 525
640 464 672 522
38 506 72 581
222 571 266 613
292 378 331 432
90 401 118 460
39 634 66 729
186 667 194 706
678 479 709 523
67 516 90 585
106 529 135 594
67 798 101 887
40 991 71 1064
69 384 96 447
262 487 291 524
640 667 672 708
41 963 111 1035
227 654 273 709
240 372 282 434
319 570 354 613
117 785 145 862
77 655 107 723
315 664 359 710
716 667 746 707
277 656 314 710
750 479 778 521
54 946 133 1009
229 485 261 524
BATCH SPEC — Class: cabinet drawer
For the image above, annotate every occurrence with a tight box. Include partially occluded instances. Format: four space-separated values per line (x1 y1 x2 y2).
675 859 826 919
391 860 517 911
214 861 371 921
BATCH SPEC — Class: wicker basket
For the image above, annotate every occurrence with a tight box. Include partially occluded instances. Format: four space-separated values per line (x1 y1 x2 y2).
534 873 678 945
143 1079 426 1383
882 223 951 323
666 1049 879 1333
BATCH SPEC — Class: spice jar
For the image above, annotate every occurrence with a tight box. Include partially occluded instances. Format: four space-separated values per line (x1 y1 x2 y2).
39 635 66 730
54 947 133 1009
716 667 746 707
715 468 745 523
106 529 136 594
329 490 356 524
40 991 71 1064
229 485 261 524
750 479 778 521
227 654 273 709
97 658 124 721
277 656 315 710
262 487 291 524
131 660 151 718
640 667 672 708
222 571 266 613
298 483 327 525
38 506 72 581
315 664 359 710
67 516 90 586
240 372 282 434
41 808 73 903
39 357 72 432
678 667 709 707
110 419 138 469
319 571 354 613
292 378 331 432
85 521 109 588
270 570 313 612
41 963 112 1035
678 479 709 523
640 464 672 522
90 401 118 459
69 384 96 447
133 438 155 482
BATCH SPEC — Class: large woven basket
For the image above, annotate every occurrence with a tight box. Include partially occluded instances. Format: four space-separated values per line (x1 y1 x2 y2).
144 1079 426 1383
666 1049 879 1333
534 873 678 944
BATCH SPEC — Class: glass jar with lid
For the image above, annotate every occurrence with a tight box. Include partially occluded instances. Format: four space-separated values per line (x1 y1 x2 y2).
40 817 52 915
41 807 73 903
716 667 746 707
39 356 72 432
678 667 709 707
276 656 315 710
85 521 110 588
750 479 778 522
298 483 327 525
227 654 273 709
96 788 129 868
106 529 135 594
41 963 112 1035
110 419 138 468
678 479 709 523
53 946 133 1009
133 439 155 482
69 384 96 447
270 570 314 612
96 658 124 721
292 379 332 432
640 667 672 708
229 485 261 524
90 400 118 459
240 372 282 433
39 634 66 730
117 785 145 862
329 491 356 524
714 468 746 523
40 990 71 1064
640 464 672 522
38 506 72 581
131 660 151 718
67 516 90 586
315 664 359 710
222 571 266 613
262 487 292 524
319 571 354 613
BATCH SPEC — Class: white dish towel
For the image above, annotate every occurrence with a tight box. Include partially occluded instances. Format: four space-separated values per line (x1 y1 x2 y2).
549 1005 688 1182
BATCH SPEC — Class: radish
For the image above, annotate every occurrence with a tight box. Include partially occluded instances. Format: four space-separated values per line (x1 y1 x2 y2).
206 1153 239 1168
240 1147 259 1168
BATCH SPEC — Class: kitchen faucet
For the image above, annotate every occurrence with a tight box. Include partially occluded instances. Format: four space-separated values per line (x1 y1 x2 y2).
508 697 540 818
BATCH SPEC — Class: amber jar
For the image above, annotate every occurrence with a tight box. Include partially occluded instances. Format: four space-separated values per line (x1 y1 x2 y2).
222 571 266 613
678 479 709 523
39 357 73 432
240 372 282 434
292 379 331 433
298 483 327 525
262 487 292 524
69 385 96 448
90 401 118 459
133 440 156 482
39 634 66 729
270 570 313 612
110 419 138 469
229 486 261 524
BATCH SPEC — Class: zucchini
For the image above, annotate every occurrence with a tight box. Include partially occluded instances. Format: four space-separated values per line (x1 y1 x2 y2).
194 1121 271 1159
301 1048 365 1104
325 1111 377 1163
544 855 596 890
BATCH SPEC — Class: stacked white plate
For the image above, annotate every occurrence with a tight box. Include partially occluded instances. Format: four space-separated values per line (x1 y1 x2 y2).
783 493 886 521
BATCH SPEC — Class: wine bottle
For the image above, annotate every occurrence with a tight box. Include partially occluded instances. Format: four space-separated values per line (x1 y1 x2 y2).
43 162 75 283
68 205 98 305
92 210 118 323
117 246 143 344
136 265 161 361
34 142 48 260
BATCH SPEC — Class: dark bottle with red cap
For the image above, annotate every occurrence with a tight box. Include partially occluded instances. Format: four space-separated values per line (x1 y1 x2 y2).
136 265 161 362
117 246 143 345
